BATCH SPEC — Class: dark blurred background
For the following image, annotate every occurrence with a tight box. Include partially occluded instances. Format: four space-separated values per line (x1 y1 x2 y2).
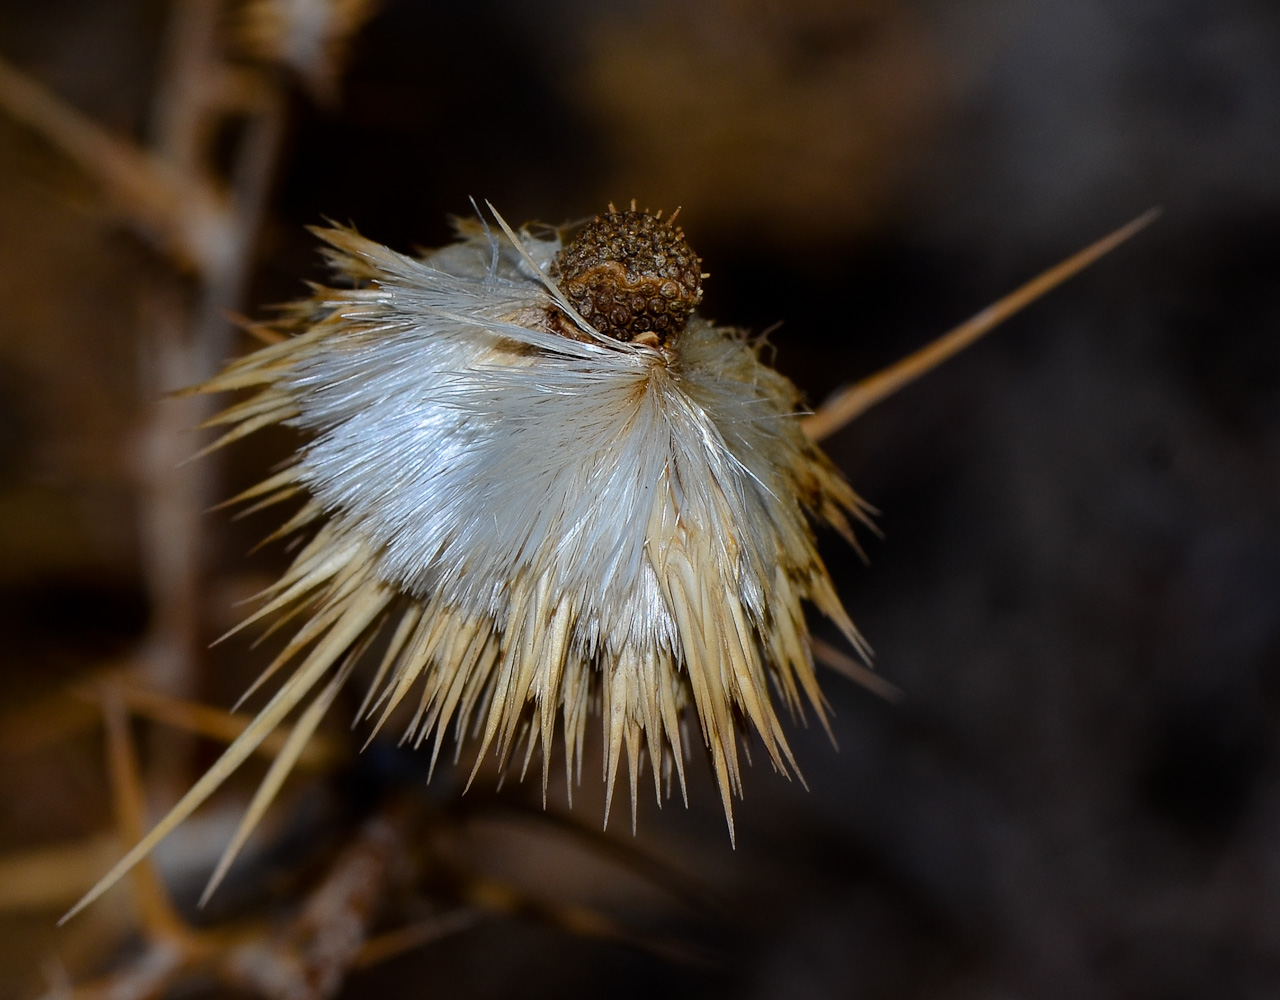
1 1 1278 997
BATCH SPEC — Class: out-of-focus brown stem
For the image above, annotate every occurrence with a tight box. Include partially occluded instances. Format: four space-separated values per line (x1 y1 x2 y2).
152 0 223 173
0 54 228 273
132 0 286 802
136 3 285 656
100 684 196 945
223 801 414 998
353 909 482 970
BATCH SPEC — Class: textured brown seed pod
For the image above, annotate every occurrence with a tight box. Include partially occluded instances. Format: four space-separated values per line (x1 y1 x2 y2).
551 204 703 347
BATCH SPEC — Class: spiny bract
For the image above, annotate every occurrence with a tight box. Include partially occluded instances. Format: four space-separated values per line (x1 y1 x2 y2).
210 204 873 835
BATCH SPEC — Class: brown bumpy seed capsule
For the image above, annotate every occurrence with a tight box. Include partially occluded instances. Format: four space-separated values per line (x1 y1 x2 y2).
552 207 703 346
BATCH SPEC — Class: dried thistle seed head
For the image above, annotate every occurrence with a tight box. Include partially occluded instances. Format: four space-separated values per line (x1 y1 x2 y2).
553 206 703 345
63 203 878 924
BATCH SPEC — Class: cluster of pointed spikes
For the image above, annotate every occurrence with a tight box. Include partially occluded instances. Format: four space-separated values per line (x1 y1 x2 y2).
188 211 871 839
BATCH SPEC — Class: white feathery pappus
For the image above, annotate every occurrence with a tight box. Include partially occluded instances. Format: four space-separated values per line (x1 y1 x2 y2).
62 200 1158 922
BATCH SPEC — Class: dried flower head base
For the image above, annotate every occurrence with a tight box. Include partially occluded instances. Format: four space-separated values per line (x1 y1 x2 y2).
64 202 1158 922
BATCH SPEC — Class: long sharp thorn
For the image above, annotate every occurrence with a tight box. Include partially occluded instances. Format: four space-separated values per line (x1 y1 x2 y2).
803 208 1161 442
